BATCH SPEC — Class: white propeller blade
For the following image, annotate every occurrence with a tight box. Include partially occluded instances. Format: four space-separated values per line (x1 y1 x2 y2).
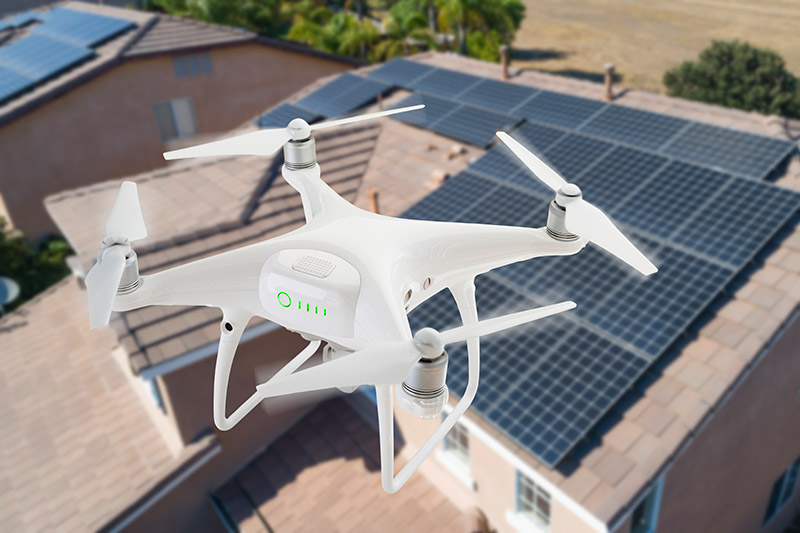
309 104 424 132
439 301 576 345
495 131 657 276
85 246 127 329
163 128 291 160
162 104 425 161
565 200 657 275
496 131 566 192
106 181 147 241
257 301 575 398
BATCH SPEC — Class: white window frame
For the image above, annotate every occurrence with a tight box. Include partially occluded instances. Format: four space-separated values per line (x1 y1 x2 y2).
436 421 475 490
763 456 800 527
152 97 198 142
507 470 551 533
631 474 664 533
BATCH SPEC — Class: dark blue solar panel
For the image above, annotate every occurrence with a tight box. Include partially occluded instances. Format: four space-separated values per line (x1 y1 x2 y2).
35 8 134 48
3 11 40 28
408 68 482 98
580 105 690 151
294 73 390 117
390 92 458 128
663 122 796 180
514 90 607 129
453 183 547 227
0 34 93 81
455 78 539 113
612 161 730 240
255 102 319 128
402 170 497 222
570 146 669 213
429 104 521 147
540 133 614 182
0 65 33 102
366 57 434 85
674 178 800 267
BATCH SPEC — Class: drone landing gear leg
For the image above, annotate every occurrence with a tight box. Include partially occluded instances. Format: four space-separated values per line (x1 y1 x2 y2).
213 309 321 431
376 279 480 494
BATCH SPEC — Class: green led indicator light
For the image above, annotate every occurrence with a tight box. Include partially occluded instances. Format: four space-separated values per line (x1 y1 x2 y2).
277 291 291 308
277 291 327 317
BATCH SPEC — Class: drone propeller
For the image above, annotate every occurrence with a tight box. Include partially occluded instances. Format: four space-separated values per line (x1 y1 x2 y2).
162 104 425 161
496 132 657 276
256 301 575 398
85 182 147 329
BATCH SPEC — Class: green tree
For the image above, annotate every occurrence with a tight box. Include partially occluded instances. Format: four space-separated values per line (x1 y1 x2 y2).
0 220 71 313
145 0 286 35
372 0 435 61
664 40 800 118
437 0 523 58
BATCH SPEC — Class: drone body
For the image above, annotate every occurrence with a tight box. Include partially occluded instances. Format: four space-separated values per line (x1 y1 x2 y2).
86 105 657 494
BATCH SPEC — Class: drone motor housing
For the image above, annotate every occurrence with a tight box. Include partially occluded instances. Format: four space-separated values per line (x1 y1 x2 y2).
259 249 361 339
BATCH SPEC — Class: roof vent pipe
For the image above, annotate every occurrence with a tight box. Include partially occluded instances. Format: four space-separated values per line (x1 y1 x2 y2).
604 63 615 102
500 45 510 81
368 188 380 214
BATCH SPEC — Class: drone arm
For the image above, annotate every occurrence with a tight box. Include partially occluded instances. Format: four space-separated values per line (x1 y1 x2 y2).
212 308 321 431
377 278 481 494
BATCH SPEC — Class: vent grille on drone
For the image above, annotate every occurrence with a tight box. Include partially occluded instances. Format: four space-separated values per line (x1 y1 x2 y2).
292 255 336 278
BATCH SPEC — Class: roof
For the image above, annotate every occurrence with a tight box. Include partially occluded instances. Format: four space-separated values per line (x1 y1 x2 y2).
213 398 465 532
44 51 800 527
0 277 175 531
0 1 359 125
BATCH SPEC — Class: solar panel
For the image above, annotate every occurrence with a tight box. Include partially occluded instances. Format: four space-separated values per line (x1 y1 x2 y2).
539 133 614 182
429 104 521 147
580 105 690 151
453 182 548 227
674 178 800 267
35 7 135 48
3 11 40 28
570 145 669 213
408 68 482 98
366 57 434 86
390 92 459 128
513 90 607 129
0 34 93 81
455 78 539 113
255 102 319 129
663 122 796 180
402 170 497 222
0 65 33 103
612 160 731 240
294 73 390 117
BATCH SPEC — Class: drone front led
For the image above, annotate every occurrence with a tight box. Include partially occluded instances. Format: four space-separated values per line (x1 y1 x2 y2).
259 249 361 338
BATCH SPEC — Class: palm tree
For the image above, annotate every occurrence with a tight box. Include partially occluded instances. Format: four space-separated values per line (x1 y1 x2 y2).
373 4 435 61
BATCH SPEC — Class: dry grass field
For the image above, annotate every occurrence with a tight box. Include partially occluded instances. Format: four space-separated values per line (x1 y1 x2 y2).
514 0 800 93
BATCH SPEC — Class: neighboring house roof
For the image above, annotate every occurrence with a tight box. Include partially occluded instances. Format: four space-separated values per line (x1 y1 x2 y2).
44 51 800 529
0 1 360 126
0 277 216 531
213 398 465 532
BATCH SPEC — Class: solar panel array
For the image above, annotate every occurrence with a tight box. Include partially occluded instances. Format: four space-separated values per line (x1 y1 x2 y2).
368 58 796 180
34 7 135 48
0 7 136 104
256 102 320 129
294 73 391 117
0 34 94 103
389 59 800 466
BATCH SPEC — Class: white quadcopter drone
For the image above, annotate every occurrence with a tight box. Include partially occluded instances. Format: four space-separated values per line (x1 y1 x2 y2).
86 104 656 493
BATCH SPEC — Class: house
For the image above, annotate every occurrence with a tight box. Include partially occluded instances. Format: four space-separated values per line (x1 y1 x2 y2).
3 51 800 532
0 1 358 239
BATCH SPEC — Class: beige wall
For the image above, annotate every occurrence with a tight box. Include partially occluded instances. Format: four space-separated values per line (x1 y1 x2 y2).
650 315 800 533
0 44 349 238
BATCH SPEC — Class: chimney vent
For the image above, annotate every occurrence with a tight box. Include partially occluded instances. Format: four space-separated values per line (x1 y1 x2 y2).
604 63 615 102
368 188 380 214
500 45 510 81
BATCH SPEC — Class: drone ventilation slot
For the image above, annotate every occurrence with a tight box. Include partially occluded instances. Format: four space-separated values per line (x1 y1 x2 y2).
292 255 336 278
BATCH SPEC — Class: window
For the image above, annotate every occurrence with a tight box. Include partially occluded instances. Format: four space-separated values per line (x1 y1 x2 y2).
443 421 470 466
153 98 198 142
173 53 213 77
763 455 800 526
631 475 664 533
517 471 551 530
